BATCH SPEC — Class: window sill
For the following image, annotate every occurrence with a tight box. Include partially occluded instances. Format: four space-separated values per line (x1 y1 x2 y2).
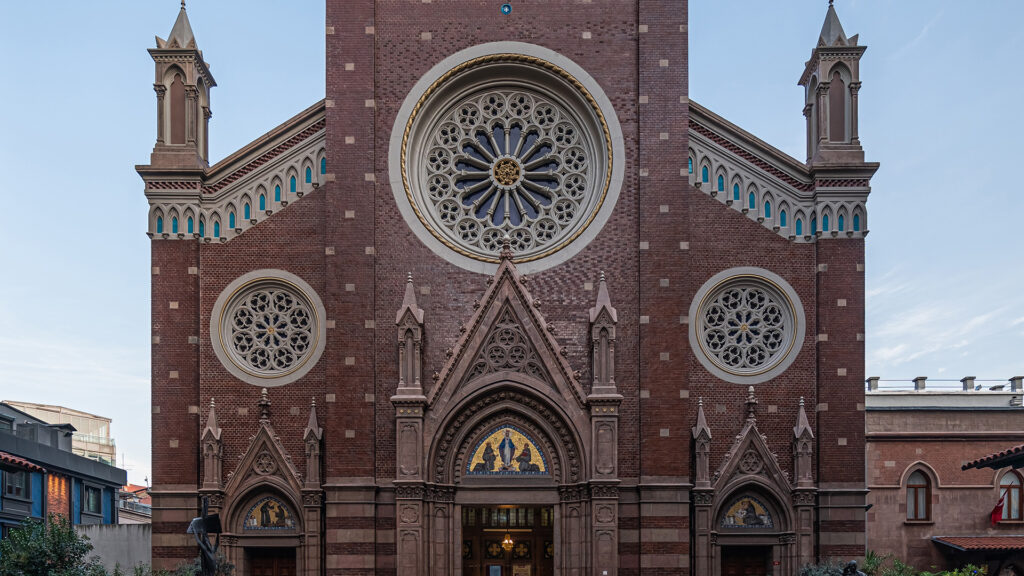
904 519 934 525
4 494 33 504
998 520 1024 525
82 510 103 519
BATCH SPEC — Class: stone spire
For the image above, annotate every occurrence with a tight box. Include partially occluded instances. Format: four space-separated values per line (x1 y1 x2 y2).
395 272 424 325
202 398 221 440
818 1 850 47
793 397 814 440
164 1 197 49
692 398 712 490
304 399 323 442
589 271 618 324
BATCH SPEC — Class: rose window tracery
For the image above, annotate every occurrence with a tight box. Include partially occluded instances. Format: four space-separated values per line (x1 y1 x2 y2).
221 280 318 378
696 277 797 377
423 88 595 257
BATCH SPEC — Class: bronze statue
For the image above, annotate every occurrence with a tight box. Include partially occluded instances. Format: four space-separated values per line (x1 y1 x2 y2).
186 496 222 576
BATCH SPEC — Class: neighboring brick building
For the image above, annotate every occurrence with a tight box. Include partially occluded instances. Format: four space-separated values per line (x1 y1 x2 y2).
139 2 877 575
0 403 126 537
865 377 1024 574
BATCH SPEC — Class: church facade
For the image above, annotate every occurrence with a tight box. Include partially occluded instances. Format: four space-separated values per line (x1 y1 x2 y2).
139 2 877 575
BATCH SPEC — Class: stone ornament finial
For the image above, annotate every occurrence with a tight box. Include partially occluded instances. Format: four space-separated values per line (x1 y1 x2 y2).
500 234 513 261
258 387 271 422
745 385 758 421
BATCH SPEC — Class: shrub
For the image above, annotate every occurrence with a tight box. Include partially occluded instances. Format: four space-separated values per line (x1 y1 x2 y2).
0 515 106 576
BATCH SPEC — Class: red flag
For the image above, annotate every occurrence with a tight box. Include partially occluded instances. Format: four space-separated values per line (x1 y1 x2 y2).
991 493 1005 525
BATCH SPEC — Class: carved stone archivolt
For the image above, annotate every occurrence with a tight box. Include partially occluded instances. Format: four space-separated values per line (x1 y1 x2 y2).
434 389 580 484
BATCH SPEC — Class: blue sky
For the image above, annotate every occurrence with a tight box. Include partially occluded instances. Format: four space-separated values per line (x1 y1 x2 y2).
1 1 1021 485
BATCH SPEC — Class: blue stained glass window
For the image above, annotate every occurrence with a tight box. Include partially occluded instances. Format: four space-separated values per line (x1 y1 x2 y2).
780 210 787 227
688 157 693 174
853 214 861 232
796 218 803 235
748 192 755 210
187 217 194 234
701 166 709 183
274 185 281 202
321 157 327 174
244 203 251 220
199 220 205 237
259 195 266 211
717 175 724 192
764 201 771 219
290 176 296 193
156 217 163 234
838 215 845 231
823 214 830 232
305 167 312 184
229 212 236 229
812 217 818 234
733 184 739 201
213 222 220 238
171 217 178 234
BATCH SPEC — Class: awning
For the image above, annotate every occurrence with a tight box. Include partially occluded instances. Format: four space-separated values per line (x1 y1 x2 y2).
0 451 45 473
962 443 1024 471
933 536 1024 552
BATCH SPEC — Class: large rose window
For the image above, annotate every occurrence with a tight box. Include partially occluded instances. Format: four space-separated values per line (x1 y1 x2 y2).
392 47 622 272
425 89 593 256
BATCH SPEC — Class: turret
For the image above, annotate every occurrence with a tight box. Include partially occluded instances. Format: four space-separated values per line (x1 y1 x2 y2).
147 1 215 169
799 0 866 165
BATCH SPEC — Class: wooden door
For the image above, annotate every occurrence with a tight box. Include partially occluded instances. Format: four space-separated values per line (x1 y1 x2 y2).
247 549 296 576
721 546 770 576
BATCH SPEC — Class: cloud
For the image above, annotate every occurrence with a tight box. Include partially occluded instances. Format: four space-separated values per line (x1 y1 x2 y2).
889 5 946 62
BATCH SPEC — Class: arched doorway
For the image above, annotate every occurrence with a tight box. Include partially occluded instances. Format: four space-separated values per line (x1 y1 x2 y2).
712 489 794 576
221 489 303 576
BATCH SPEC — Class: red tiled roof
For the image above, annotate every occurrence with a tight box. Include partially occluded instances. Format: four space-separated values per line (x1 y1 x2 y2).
933 536 1024 551
0 451 45 473
962 443 1024 471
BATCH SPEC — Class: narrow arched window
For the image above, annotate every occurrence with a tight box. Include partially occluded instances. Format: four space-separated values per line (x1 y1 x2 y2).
780 210 787 227
321 157 327 174
169 74 185 145
811 217 818 234
701 166 709 183
244 203 251 220
290 176 296 193
717 175 724 192
733 184 739 202
764 201 772 219
259 195 266 211
830 70 847 142
187 217 194 235
199 220 205 237
1001 472 1023 521
213 222 220 238
823 214 830 232
274 185 281 202
907 471 930 521
838 214 845 231
688 157 693 174
171 217 178 234
853 214 861 232
229 212 236 229
305 167 312 184
156 217 163 234
795 218 803 236
748 192 755 210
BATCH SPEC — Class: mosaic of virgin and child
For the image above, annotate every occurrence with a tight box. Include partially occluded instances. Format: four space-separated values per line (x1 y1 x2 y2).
469 427 546 474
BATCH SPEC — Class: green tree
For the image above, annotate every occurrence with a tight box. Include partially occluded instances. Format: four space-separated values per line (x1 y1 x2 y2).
0 515 106 576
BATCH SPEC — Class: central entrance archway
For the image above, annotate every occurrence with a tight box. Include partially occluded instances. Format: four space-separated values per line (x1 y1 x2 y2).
461 505 555 576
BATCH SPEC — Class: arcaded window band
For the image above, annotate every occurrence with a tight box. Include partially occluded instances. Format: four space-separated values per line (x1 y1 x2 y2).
688 267 806 385
210 270 327 387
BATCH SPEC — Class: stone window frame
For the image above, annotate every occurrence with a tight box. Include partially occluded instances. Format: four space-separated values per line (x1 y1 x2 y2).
905 469 932 523
209 269 327 387
389 41 625 275
688 267 806 385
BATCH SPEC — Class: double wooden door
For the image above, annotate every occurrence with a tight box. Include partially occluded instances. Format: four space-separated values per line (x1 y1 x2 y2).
247 548 296 576
721 546 772 576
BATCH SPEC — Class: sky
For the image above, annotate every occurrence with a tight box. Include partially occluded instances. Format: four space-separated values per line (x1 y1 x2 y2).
1 1 1021 486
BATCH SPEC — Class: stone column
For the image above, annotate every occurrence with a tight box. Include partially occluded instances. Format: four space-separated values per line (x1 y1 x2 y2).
849 81 861 145
817 82 831 146
154 84 166 145
184 86 198 146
